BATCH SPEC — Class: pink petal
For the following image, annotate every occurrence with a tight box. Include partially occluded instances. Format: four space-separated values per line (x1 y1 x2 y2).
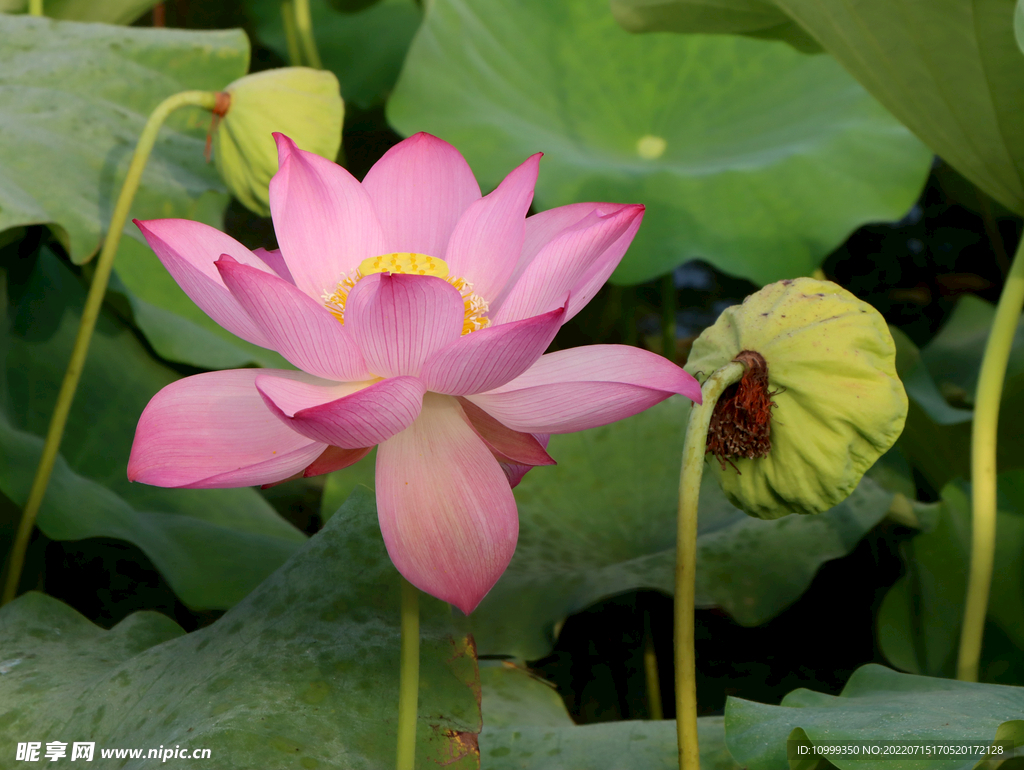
444 153 541 301
345 272 464 378
491 205 645 325
458 398 555 467
499 434 551 489
216 255 369 382
253 247 295 284
133 219 274 348
420 304 565 396
361 133 481 257
269 133 386 300
256 371 426 449
303 445 373 478
563 212 643 320
128 369 326 489
499 202 604 304
466 345 702 433
376 394 518 614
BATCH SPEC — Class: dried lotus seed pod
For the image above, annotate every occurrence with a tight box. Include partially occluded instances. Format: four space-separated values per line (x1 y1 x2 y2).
685 277 907 519
213 67 343 217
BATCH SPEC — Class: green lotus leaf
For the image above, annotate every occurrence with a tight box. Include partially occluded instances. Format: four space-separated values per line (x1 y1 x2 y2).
725 664 1024 770
1 0 160 23
1017 0 1024 55
386 0 931 286
0 15 247 262
685 277 907 519
479 663 741 770
611 0 1024 216
0 489 481 768
214 67 344 217
877 474 1024 681
609 0 822 52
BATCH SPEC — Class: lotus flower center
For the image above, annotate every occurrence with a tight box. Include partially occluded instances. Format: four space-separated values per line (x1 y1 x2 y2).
322 252 490 335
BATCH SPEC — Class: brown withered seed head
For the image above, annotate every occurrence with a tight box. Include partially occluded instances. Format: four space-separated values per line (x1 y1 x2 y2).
706 350 778 472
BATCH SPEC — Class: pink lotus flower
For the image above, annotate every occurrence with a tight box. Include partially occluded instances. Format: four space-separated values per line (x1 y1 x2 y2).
128 133 702 613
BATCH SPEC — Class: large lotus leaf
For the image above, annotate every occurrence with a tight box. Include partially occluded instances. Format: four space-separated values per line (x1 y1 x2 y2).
246 0 420 109
1 0 159 22
890 326 972 426
877 475 1024 680
0 15 247 261
478 662 740 770
317 397 892 660
725 664 1024 770
1017 0 1024 54
892 307 1024 492
0 248 305 608
386 0 931 287
614 0 1024 215
921 294 1024 408
609 0 822 52
0 488 481 769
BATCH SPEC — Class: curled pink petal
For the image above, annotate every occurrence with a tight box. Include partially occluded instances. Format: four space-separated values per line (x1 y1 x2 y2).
466 345 702 433
420 304 565 396
376 394 517 614
444 153 541 301
128 369 326 489
345 272 464 378
304 445 373 478
216 255 369 382
134 219 274 348
362 133 481 256
499 434 551 489
252 247 295 284
269 133 386 299
458 398 555 467
256 372 427 449
492 205 645 325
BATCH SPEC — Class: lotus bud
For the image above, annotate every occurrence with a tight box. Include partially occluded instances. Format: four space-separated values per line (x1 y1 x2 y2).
685 278 907 519
212 67 343 217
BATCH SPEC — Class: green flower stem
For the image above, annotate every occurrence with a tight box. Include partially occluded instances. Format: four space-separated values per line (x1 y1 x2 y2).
0 90 221 607
958 235 1024 681
675 361 745 770
28 0 43 15
281 1 303 67
396 577 420 770
292 0 323 70
661 273 676 361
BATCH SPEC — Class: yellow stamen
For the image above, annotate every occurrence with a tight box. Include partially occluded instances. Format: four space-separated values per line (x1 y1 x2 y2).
322 252 490 335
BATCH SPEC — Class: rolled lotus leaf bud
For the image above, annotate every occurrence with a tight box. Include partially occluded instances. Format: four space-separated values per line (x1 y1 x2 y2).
213 67 343 217
685 277 907 519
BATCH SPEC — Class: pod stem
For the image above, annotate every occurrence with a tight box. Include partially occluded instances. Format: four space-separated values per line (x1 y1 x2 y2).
281 1 304 67
675 361 745 770
28 0 43 15
958 234 1024 681
396 576 420 770
0 90 221 607
292 0 323 70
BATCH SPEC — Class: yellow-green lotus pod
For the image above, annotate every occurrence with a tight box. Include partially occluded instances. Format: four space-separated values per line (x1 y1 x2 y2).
213 67 343 217
685 277 907 519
